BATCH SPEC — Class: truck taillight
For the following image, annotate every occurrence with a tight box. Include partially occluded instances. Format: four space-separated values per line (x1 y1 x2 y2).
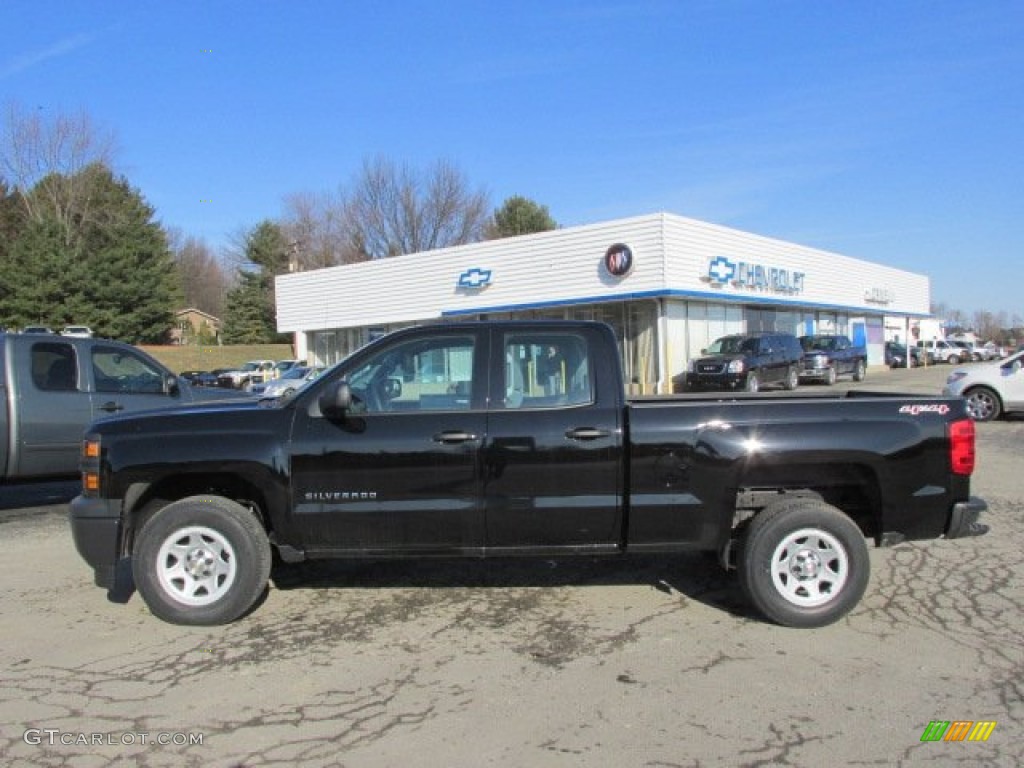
949 418 976 476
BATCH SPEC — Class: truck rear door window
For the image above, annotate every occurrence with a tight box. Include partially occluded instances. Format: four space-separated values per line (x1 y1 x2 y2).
502 333 592 409
31 342 79 391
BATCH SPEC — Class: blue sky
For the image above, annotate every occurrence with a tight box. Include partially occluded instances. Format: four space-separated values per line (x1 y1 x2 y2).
2 1 1022 319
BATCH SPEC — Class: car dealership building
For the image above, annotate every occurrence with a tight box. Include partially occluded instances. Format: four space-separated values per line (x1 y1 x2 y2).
275 212 931 394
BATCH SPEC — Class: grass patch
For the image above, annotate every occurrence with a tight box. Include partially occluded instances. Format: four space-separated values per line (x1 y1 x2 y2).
140 344 297 374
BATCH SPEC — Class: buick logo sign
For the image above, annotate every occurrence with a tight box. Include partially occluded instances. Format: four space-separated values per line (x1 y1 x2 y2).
604 243 633 278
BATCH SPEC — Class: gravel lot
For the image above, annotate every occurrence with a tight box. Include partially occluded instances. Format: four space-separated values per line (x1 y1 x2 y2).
1 362 1020 767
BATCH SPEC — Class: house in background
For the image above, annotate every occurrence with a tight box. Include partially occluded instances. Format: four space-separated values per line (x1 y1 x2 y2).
171 308 222 345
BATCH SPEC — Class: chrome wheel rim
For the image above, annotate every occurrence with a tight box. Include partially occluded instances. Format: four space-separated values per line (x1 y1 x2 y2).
156 526 238 606
967 392 995 421
770 528 848 607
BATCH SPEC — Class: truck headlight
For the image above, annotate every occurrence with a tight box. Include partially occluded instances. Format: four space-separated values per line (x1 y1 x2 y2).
727 359 745 373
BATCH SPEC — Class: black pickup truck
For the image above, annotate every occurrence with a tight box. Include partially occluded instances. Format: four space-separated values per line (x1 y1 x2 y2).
70 321 986 628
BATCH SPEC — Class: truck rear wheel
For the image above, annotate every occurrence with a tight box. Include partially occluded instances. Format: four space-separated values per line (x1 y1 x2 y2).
738 500 869 628
132 496 271 626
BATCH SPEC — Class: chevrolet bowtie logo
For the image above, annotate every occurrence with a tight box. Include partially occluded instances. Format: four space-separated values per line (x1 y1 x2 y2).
707 256 736 284
457 267 492 289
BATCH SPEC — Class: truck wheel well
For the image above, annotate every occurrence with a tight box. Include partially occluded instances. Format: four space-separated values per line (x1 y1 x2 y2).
125 474 271 554
734 480 880 543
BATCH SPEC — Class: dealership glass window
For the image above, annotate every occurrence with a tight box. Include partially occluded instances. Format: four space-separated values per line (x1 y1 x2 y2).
686 302 743 361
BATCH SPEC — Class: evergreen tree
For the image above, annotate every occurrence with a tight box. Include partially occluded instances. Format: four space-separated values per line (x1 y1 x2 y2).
0 165 178 341
221 220 289 343
486 196 558 239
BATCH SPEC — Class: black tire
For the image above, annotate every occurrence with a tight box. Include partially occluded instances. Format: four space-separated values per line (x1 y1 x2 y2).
745 372 760 393
132 495 271 626
738 500 870 628
947 354 960 365
852 359 866 382
824 366 837 386
964 386 1002 422
784 366 799 391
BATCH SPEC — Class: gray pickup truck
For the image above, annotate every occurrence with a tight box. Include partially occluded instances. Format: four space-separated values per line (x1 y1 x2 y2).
1 332 247 481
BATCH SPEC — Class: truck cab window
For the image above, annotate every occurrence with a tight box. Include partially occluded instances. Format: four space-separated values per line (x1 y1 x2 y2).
32 343 79 391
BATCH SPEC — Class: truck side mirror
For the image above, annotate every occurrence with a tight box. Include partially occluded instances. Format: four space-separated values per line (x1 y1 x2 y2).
165 375 180 396
318 380 353 416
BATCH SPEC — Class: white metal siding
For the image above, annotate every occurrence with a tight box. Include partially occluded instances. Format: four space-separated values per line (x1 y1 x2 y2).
276 212 930 332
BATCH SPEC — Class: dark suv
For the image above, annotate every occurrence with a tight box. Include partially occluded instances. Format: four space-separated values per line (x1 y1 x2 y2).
685 332 803 392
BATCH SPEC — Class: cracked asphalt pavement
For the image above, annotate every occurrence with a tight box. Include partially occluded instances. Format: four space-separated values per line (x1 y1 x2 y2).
1 369 1021 766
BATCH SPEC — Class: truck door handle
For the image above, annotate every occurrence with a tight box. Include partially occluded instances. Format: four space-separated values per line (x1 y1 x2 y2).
99 401 124 413
433 430 479 444
565 427 611 441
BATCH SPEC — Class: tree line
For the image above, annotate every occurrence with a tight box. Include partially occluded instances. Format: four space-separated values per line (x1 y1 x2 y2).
4 104 1014 347
0 104 556 344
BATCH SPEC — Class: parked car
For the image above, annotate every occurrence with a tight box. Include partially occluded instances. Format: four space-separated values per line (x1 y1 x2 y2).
60 325 94 338
178 370 208 385
943 349 1024 422
217 360 276 390
254 365 324 397
884 342 922 368
916 339 964 365
272 359 303 378
950 340 983 362
798 334 867 385
685 332 803 392
21 325 54 334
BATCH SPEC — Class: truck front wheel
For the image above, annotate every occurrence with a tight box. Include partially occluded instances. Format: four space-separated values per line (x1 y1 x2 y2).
738 500 869 628
132 496 272 626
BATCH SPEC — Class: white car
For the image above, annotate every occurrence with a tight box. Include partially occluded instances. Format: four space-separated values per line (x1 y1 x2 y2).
217 360 275 389
255 366 323 398
61 325 94 338
943 350 1024 422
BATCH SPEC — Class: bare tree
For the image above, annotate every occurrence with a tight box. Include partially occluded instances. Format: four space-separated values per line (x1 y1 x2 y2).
0 102 117 248
171 232 229 318
280 190 359 270
343 156 490 259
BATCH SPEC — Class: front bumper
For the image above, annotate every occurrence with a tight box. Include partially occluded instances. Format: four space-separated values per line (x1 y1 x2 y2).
945 496 989 539
69 495 123 589
685 372 745 391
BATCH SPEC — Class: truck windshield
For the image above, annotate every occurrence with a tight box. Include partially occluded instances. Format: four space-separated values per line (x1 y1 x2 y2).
707 337 752 355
